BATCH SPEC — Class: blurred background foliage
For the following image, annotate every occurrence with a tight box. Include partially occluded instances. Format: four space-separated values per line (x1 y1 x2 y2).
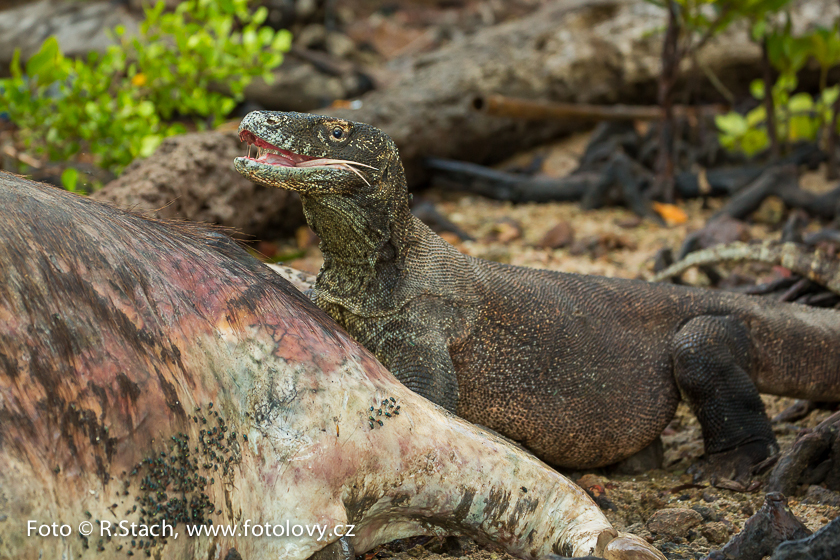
0 0 290 188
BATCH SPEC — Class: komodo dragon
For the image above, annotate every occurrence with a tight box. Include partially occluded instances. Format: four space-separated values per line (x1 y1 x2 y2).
234 111 840 479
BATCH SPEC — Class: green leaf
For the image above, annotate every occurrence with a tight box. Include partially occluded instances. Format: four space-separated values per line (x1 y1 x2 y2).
242 29 257 48
821 85 840 108
751 20 767 42
252 6 268 26
810 27 840 69
138 134 163 158
739 128 769 156
258 26 274 46
788 92 815 112
219 97 236 116
750 79 765 100
61 168 79 192
271 29 292 52
136 100 156 118
26 37 63 79
788 114 818 141
715 112 749 136
746 105 767 127
9 48 22 78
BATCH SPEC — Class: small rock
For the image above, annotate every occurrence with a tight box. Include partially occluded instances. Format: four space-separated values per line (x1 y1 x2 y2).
753 195 786 225
707 493 810 560
690 505 719 522
702 489 719 503
538 221 575 249
713 478 748 492
700 521 731 545
690 535 709 547
576 473 606 489
625 523 655 544
488 218 522 244
576 474 616 511
615 215 643 229
801 485 840 507
569 232 636 258
325 32 355 58
646 508 704 540
683 215 751 253
295 0 317 18
296 23 326 49
641 492 666 511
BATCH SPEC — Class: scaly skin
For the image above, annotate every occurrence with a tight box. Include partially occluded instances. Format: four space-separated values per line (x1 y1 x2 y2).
234 111 840 479
0 172 665 560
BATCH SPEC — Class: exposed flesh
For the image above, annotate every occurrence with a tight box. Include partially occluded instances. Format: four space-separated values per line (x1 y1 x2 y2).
0 173 662 560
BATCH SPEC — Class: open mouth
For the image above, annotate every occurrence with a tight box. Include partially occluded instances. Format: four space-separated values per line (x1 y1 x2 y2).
239 130 376 185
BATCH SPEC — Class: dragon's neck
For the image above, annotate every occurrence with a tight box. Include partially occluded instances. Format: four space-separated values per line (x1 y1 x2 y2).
301 157 414 302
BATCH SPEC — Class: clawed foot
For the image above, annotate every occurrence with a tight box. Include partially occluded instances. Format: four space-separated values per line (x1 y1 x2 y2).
689 441 778 487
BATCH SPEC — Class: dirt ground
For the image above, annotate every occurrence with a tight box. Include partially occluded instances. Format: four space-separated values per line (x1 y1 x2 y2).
268 131 840 560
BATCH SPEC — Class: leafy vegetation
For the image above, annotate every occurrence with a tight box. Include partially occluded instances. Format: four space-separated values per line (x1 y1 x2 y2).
646 0 840 190
716 21 840 159
0 0 291 188
643 0 796 200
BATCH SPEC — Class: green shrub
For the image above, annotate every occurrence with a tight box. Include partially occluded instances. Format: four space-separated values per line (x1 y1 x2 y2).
716 21 840 157
0 0 290 187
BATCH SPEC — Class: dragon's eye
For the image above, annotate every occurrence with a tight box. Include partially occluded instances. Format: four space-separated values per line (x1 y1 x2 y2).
332 128 344 139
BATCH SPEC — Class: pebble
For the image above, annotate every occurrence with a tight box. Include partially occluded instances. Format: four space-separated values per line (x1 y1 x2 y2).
646 507 704 540
538 220 574 249
699 521 731 545
690 504 719 522
801 485 840 507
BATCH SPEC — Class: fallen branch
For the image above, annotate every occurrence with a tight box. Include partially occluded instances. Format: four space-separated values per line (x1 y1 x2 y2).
472 94 727 122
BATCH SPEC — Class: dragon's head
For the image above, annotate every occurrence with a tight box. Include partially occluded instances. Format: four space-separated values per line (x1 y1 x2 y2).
235 111 401 196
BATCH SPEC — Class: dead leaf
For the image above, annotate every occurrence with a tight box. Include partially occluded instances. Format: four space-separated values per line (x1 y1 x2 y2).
652 202 688 226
